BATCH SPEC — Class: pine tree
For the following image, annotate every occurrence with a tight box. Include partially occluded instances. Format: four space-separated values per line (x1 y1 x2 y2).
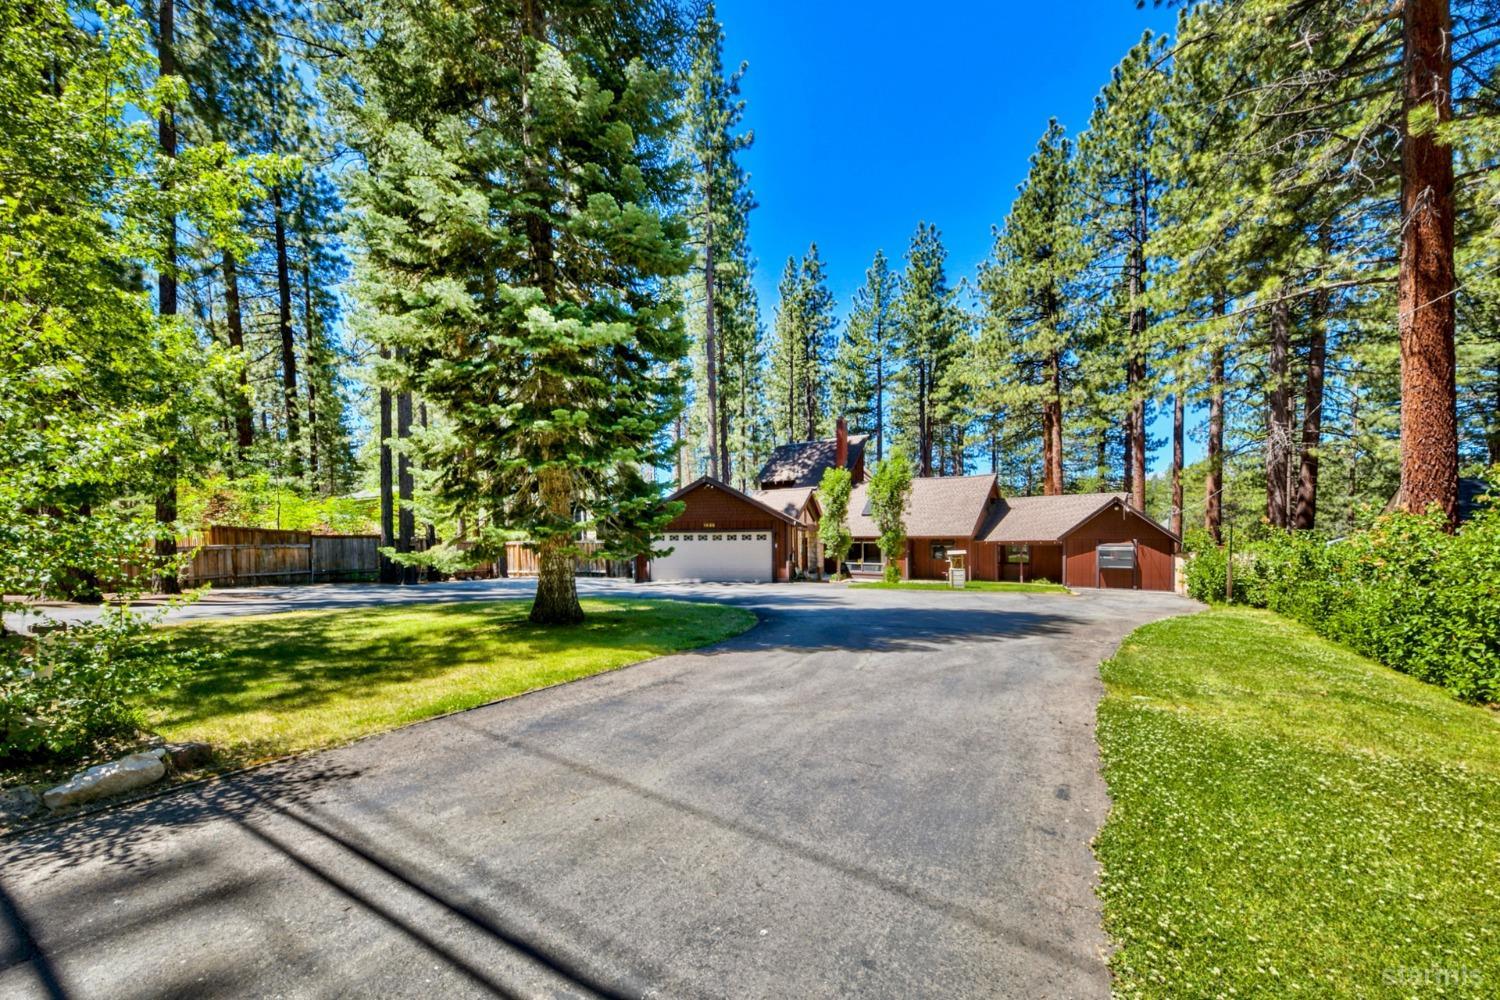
979 121 1085 496
683 1 754 483
893 223 959 476
343 0 691 624
832 249 899 460
769 245 836 443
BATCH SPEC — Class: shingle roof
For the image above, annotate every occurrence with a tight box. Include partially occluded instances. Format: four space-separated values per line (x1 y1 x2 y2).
752 486 820 520
757 434 869 488
980 492 1164 543
847 475 998 538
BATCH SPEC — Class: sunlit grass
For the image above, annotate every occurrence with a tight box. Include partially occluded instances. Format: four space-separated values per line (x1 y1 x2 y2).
154 598 755 768
848 579 1067 593
1096 607 1500 997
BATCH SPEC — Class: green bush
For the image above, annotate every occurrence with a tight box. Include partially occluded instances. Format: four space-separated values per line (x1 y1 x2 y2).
1186 484 1500 703
1 606 203 759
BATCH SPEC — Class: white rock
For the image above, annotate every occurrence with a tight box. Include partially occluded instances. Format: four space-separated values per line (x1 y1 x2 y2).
43 749 167 811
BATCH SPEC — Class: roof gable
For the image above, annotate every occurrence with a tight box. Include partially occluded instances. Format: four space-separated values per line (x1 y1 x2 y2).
668 476 799 524
752 486 822 521
981 492 1180 544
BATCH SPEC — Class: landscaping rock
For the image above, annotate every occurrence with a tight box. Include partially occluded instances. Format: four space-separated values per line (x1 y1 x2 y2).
0 786 41 823
162 741 213 773
43 749 167 811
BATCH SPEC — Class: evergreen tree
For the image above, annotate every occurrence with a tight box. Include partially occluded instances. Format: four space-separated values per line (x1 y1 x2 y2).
979 120 1085 496
342 0 691 624
683 1 755 483
893 222 959 476
769 245 836 443
833 249 900 461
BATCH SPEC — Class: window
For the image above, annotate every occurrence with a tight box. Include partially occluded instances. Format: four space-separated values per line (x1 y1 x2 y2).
1007 544 1030 564
930 541 950 562
712 534 723 541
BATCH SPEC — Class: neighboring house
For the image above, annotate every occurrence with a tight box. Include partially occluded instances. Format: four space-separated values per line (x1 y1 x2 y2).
643 416 1181 590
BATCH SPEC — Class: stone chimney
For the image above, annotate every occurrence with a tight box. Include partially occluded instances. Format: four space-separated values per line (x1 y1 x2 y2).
835 416 848 470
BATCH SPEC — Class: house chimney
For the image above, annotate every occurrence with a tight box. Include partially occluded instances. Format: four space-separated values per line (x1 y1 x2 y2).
835 416 848 469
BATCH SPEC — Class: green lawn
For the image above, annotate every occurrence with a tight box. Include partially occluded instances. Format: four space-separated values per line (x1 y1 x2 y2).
155 598 755 768
848 579 1067 594
1096 607 1500 998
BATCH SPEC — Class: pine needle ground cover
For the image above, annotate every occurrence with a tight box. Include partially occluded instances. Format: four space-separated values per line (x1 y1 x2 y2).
848 580 1067 594
1096 608 1499 998
152 599 755 769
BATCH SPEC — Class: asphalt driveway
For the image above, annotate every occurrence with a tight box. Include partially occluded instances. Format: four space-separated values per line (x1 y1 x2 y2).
1 581 1196 999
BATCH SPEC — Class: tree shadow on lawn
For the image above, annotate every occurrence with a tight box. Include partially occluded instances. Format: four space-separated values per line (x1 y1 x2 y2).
154 598 744 732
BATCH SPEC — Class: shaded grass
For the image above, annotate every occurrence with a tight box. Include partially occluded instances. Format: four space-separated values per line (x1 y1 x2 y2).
153 598 755 769
1096 607 1500 998
848 579 1067 594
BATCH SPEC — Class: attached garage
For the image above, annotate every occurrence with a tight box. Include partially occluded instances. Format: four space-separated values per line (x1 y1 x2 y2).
652 529 773 583
644 477 820 583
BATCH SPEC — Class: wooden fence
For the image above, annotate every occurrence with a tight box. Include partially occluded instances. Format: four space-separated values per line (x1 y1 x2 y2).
176 525 381 587
501 541 632 579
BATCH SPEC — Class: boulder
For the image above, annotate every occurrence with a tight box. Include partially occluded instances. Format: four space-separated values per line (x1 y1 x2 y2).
0 786 41 823
162 741 213 773
43 749 167 811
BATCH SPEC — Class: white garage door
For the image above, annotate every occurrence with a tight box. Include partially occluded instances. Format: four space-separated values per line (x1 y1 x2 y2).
653 530 772 583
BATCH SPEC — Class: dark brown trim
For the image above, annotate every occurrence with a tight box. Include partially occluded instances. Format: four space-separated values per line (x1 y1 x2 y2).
668 476 800 525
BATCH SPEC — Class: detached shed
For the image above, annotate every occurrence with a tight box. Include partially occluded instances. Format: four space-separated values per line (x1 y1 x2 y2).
982 493 1179 591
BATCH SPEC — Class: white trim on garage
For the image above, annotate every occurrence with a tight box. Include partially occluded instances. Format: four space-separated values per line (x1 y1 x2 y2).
652 530 773 583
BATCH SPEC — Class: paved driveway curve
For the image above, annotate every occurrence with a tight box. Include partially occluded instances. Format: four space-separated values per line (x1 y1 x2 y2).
1 581 1196 999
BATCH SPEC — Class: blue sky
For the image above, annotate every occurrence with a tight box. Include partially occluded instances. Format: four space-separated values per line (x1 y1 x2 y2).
713 0 1193 470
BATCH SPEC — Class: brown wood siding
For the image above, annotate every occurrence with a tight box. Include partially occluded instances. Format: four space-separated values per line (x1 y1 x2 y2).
664 481 793 581
907 537 958 580
1062 505 1176 591
999 543 1063 584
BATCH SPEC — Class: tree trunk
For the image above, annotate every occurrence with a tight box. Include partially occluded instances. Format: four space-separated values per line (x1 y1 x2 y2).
703 177 720 481
1043 350 1064 495
521 0 582 624
378 346 398 583
1128 357 1146 510
531 468 583 625
1397 0 1458 527
154 0 179 595
1122 408 1134 500
1266 295 1293 529
1294 289 1329 531
396 382 415 584
1170 388 1184 537
272 186 300 477
303 258 320 483
223 251 253 458
1205 301 1226 543
874 350 884 463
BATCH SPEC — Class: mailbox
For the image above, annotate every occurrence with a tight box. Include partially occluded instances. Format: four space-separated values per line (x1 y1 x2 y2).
1096 543 1136 570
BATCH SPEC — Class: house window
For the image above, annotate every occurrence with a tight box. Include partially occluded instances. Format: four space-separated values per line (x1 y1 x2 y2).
930 541 950 562
1007 544 1030 564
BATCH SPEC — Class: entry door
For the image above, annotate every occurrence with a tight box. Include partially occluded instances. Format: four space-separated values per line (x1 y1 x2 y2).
653 531 772 582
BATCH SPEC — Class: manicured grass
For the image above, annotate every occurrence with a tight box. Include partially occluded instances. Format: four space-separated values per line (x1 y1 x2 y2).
848 579 1067 593
1096 607 1500 998
154 598 755 768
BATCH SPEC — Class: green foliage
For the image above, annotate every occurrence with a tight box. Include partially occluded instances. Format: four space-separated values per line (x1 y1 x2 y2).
177 474 377 534
1 609 200 759
1098 608 1500 997
892 222 963 475
833 249 899 455
343 0 691 622
816 466 853 575
1188 480 1500 702
769 245 838 443
866 452 913 583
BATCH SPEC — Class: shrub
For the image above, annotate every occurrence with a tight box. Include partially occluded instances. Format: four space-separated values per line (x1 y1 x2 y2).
1187 480 1500 703
1 606 202 759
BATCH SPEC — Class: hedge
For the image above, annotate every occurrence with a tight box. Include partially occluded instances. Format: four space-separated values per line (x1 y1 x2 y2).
1184 486 1500 704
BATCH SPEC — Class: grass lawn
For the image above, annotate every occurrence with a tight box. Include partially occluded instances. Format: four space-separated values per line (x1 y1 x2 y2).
153 598 754 769
848 579 1067 594
1096 607 1500 998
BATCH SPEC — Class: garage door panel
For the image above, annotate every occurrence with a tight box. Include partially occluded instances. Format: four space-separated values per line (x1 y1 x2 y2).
654 531 772 582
